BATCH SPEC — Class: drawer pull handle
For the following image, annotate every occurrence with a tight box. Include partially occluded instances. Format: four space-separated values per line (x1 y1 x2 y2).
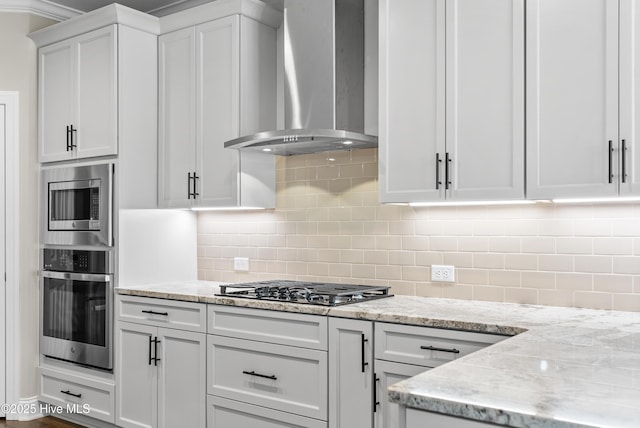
420 345 460 354
141 310 169 316
61 390 82 399
242 370 277 381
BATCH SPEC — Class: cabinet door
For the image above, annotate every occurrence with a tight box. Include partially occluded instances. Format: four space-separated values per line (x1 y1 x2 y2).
207 395 327 428
196 16 241 207
39 39 75 163
526 0 619 199
158 27 197 208
406 408 498 427
374 361 427 428
75 25 118 159
116 322 158 428
157 328 206 428
379 0 446 203
329 318 374 428
446 0 524 201
620 0 640 196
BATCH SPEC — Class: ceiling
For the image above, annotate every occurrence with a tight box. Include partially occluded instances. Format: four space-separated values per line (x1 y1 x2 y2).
46 0 284 17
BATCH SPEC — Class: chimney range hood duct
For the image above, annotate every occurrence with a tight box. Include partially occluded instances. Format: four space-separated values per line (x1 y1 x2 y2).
224 0 377 156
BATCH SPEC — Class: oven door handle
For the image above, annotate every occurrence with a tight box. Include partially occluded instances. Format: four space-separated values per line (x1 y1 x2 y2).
41 271 113 282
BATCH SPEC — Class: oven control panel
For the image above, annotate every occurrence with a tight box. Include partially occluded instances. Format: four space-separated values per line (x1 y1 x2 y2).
43 248 111 274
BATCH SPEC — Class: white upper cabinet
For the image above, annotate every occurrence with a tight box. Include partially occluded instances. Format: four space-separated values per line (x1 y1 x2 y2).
39 25 117 162
446 0 524 201
158 3 279 209
158 27 197 208
32 5 160 209
379 0 524 203
620 0 640 196
527 0 620 199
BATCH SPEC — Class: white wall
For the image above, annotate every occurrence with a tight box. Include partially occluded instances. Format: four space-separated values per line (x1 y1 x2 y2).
0 11 56 400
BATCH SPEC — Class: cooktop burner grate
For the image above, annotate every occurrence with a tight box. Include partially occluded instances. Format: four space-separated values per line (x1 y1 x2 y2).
217 280 392 306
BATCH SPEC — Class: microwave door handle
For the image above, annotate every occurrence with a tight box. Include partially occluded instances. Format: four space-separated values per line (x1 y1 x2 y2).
41 271 113 282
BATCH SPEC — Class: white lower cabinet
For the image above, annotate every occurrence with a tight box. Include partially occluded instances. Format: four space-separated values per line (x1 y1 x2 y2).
327 320 507 428
373 361 426 428
329 318 374 428
116 296 206 428
207 305 328 428
207 395 326 428
406 408 499 427
39 366 115 423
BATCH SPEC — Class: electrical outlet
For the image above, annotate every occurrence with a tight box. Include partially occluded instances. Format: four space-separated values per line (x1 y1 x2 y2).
431 265 455 282
234 257 250 272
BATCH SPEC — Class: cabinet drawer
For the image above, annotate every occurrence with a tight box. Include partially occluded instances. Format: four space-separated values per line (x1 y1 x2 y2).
375 323 505 368
207 395 327 428
208 305 327 350
207 335 328 420
39 367 115 424
116 294 206 333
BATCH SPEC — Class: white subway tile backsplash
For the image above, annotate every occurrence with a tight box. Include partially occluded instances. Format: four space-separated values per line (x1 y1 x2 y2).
612 294 640 311
538 255 574 272
555 273 592 291
593 275 633 293
575 256 613 274
574 291 613 310
593 238 634 255
473 253 505 269
197 149 640 312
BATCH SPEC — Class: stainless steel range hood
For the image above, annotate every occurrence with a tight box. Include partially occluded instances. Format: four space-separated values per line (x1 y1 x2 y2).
224 0 377 156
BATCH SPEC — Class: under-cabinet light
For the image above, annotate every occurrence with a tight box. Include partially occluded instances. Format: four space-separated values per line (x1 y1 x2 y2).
551 197 640 204
408 200 538 207
191 207 267 211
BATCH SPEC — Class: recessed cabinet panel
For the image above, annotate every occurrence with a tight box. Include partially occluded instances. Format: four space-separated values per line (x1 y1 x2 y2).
38 25 118 163
406 408 498 427
40 367 115 424
158 27 197 208
116 322 158 428
39 40 74 162
158 13 277 209
379 0 524 203
373 360 426 428
379 0 445 202
328 318 373 428
526 0 619 198
197 16 240 206
208 335 328 420
374 323 505 368
75 25 117 159
447 0 524 200
207 395 327 428
157 328 206 428
620 0 640 196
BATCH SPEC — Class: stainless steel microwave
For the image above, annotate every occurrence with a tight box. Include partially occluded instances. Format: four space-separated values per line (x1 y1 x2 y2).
41 163 114 246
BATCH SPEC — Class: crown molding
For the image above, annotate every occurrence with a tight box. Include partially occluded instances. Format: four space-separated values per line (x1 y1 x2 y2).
0 0 81 21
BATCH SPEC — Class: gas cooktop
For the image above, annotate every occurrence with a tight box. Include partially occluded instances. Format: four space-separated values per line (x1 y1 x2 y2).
216 280 393 306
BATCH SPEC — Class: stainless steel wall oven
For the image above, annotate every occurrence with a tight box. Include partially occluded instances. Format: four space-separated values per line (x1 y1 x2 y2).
40 247 113 370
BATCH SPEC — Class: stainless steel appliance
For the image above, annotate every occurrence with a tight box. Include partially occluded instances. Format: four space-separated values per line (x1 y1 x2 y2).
217 280 392 306
40 247 113 370
224 0 378 156
41 163 113 247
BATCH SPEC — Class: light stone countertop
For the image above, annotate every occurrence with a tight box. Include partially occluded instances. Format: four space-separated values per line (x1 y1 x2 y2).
116 281 640 428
